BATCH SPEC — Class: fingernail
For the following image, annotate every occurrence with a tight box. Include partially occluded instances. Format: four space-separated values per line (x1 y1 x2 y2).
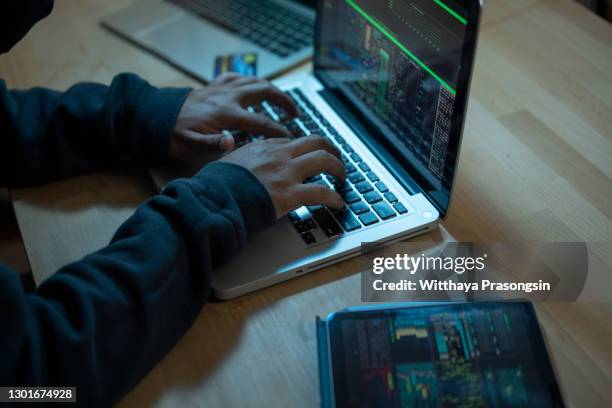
220 131 235 152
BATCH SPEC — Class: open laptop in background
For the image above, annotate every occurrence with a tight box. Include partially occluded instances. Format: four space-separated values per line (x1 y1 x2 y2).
101 0 316 82
155 0 482 299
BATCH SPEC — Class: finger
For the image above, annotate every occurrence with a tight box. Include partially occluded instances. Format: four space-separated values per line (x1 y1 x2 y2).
174 129 235 158
297 183 344 209
237 82 298 117
226 108 293 138
229 75 261 87
259 137 293 144
291 150 346 182
218 130 237 152
212 72 242 85
286 135 341 159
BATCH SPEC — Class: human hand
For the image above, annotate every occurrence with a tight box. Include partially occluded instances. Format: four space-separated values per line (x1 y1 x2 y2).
219 135 346 219
170 73 298 164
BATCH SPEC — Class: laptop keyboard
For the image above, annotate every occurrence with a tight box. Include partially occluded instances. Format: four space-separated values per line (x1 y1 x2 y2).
234 88 410 246
168 0 314 57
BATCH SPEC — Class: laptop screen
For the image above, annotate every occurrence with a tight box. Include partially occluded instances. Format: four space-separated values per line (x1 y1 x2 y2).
314 0 475 215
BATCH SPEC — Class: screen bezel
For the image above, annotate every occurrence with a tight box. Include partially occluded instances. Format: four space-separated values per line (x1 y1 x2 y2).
327 301 565 407
313 0 483 217
292 0 318 9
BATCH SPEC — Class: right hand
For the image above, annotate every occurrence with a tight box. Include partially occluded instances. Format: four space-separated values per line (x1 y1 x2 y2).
219 135 346 219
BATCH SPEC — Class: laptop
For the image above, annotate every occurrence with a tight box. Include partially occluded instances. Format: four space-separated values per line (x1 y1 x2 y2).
162 0 482 299
101 0 317 82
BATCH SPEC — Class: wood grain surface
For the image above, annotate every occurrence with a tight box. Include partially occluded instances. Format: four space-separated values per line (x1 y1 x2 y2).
1 0 611 406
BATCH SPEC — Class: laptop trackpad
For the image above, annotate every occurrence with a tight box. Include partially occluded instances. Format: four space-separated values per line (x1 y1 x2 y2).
212 218 319 296
139 16 257 81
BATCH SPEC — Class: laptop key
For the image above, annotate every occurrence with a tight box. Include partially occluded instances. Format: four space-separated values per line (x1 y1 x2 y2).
300 231 316 245
384 191 398 203
334 181 352 193
366 171 380 182
312 209 343 237
293 221 310 234
293 88 306 99
350 152 362 163
304 218 317 230
350 201 370 215
307 204 323 213
364 191 383 204
342 191 361 204
394 202 408 214
304 174 322 183
341 143 354 154
348 173 365 184
355 181 374 194
358 162 370 172
313 179 329 188
333 210 361 232
359 211 379 226
345 163 357 174
325 174 339 185
375 182 389 193
372 202 396 220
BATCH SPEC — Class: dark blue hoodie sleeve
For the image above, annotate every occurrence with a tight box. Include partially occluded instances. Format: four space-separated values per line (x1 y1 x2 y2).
0 74 191 187
0 162 277 406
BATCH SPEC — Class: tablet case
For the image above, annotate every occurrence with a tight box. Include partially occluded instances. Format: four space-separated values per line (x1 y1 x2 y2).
316 316 332 408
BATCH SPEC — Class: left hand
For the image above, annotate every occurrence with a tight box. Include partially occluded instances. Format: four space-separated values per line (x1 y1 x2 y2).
169 73 298 164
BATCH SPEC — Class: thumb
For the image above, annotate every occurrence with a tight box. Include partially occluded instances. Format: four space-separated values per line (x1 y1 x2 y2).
170 129 235 163
218 130 236 152
188 130 235 153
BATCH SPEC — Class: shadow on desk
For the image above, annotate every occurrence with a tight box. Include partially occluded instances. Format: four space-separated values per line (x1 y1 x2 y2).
119 227 452 407
13 165 157 213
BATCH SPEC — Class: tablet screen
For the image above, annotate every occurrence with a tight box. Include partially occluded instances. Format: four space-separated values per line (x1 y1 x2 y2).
328 302 564 407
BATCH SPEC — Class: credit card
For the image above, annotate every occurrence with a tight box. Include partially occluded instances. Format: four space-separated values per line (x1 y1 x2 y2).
214 53 258 78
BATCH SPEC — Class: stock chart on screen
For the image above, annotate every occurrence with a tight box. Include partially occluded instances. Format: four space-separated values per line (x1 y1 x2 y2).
331 303 560 407
316 0 468 192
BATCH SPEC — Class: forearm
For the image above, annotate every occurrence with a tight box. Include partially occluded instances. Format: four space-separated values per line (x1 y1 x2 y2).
0 74 190 187
0 162 275 406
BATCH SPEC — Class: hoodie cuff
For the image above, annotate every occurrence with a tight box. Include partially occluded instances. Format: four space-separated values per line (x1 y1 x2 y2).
129 80 191 165
190 162 277 237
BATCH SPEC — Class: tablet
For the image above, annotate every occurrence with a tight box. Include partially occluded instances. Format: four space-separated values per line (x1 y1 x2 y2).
317 302 564 407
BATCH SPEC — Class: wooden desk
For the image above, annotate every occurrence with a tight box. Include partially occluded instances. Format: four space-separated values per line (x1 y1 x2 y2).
2 0 611 406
